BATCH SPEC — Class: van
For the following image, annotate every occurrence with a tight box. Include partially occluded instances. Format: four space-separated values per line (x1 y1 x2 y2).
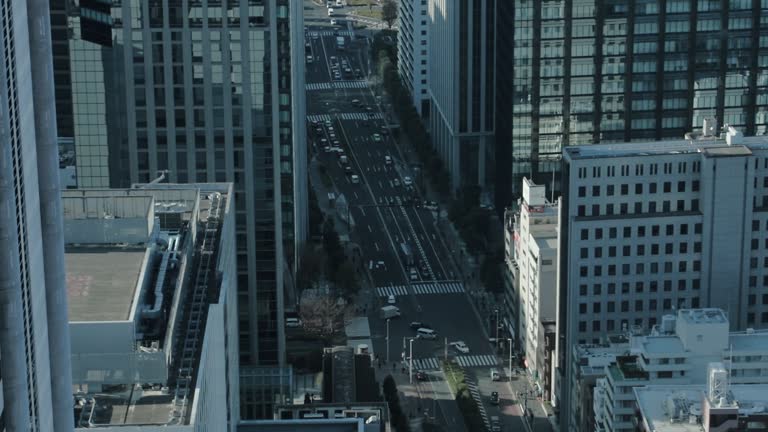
490 368 501 381
417 328 436 339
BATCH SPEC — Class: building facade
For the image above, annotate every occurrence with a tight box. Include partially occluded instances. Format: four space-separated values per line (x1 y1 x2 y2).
558 126 768 430
397 0 430 116
494 0 768 210
0 0 74 430
427 0 495 192
55 0 307 376
508 179 559 391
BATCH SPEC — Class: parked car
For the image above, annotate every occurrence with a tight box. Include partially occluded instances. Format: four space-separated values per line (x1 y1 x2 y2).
490 391 499 405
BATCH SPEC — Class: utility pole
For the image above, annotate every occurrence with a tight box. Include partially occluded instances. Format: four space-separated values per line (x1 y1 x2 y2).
507 337 514 376
444 337 448 362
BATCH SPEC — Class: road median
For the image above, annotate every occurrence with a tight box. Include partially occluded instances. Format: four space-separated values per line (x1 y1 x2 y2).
441 360 486 432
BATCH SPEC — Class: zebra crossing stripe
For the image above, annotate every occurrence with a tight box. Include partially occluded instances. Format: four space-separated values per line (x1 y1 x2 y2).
413 358 440 370
455 355 498 367
307 112 384 122
308 30 353 37
376 281 465 297
305 80 369 91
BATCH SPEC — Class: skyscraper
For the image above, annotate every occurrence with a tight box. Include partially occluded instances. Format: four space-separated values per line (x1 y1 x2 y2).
428 0 496 192
57 0 307 375
398 0 430 116
495 0 768 208
0 0 74 430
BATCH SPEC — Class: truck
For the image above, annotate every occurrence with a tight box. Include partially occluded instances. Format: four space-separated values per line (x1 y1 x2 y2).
380 305 401 319
336 36 345 50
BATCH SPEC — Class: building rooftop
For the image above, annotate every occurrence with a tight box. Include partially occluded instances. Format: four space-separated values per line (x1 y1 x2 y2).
563 129 768 160
65 246 147 322
728 329 768 352
634 386 705 432
678 308 728 325
534 236 558 252
641 336 685 355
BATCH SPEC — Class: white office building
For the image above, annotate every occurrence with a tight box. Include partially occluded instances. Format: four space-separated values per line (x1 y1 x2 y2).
507 179 558 394
589 309 768 432
397 0 429 115
63 184 239 431
556 125 768 422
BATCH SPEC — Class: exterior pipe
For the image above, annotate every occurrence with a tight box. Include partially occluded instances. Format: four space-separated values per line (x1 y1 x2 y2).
26 0 75 429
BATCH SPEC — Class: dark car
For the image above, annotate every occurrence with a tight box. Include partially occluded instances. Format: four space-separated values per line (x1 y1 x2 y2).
416 370 428 381
490 391 499 405
410 321 424 330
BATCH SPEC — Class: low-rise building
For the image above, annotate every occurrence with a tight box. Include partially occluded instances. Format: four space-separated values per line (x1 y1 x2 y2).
64 184 239 431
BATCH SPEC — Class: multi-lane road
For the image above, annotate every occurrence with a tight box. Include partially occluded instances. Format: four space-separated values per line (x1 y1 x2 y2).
303 2 549 431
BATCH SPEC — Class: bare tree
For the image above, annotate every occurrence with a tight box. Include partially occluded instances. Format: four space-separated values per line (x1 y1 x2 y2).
297 243 327 291
382 0 397 29
299 293 349 338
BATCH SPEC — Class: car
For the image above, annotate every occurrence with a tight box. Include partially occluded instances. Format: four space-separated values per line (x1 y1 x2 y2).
325 120 332 127
327 126 335 133
490 391 499 405
355 69 363 78
350 174 360 184
286 317 302 328
367 112 376 118
329 133 337 140
365 105 374 112
403 176 413 186
372 133 382 142
330 18 337 25
384 155 392 165
306 55 313 63
387 294 396 305
312 33 319 40
319 138 328 146
409 268 418 281
330 56 337 62
423 201 438 211
323 146 331 153
351 99 361 107
420 267 430 278
334 72 341 80
416 370 428 381
410 321 428 330
345 166 353 175
393 178 401 187
450 341 470 354
416 328 437 339
381 127 389 135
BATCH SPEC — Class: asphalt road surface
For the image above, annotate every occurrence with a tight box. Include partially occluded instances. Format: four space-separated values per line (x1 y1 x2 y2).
303 2 542 430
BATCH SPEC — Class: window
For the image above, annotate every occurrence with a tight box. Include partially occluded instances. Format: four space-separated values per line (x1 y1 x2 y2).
608 302 615 312
578 186 586 197
596 228 603 239
650 183 657 193
593 321 601 331
635 183 643 194
580 284 588 295
593 303 601 313
621 184 629 195
592 185 600 196
581 229 589 240
607 185 615 195
579 321 587 332
664 181 671 192
609 227 617 238
580 303 588 313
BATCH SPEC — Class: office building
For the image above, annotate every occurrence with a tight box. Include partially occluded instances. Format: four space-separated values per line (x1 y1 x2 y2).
505 179 559 393
0 0 74 430
427 0 495 192
56 0 308 375
557 126 768 429
590 309 768 432
502 208 521 346
494 0 768 210
64 184 239 430
397 0 430 115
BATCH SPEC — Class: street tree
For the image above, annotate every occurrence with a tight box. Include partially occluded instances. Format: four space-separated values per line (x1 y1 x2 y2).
334 259 359 297
382 0 398 29
297 243 327 291
299 293 348 338
322 218 345 277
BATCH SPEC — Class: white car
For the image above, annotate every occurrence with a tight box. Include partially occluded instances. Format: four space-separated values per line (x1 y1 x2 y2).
350 174 360 184
388 294 396 305
450 341 470 354
403 176 413 186
330 18 337 25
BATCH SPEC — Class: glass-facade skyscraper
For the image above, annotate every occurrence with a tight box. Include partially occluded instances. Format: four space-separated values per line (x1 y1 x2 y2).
495 0 768 208
54 0 307 406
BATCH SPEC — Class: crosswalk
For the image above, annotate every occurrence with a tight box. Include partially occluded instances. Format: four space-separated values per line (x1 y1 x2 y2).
411 357 441 371
306 80 368 91
466 378 491 430
307 30 353 37
454 354 499 368
376 281 464 297
307 112 384 123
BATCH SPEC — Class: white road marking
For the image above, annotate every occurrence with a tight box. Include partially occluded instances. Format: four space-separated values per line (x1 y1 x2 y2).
368 225 373 233
360 207 366 216
374 242 380 251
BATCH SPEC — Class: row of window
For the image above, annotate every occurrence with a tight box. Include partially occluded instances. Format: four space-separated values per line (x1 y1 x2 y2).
577 279 702 296
576 199 700 217
578 180 701 198
580 223 702 240
579 296 708 315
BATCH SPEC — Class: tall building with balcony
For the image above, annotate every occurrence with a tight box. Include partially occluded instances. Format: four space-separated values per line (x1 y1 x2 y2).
397 0 430 115
54 0 308 392
494 0 768 210
427 0 495 192
63 184 240 430
557 127 768 430
1 0 74 429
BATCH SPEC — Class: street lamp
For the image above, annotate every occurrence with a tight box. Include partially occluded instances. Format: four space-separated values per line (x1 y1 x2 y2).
409 338 414 384
386 318 391 363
